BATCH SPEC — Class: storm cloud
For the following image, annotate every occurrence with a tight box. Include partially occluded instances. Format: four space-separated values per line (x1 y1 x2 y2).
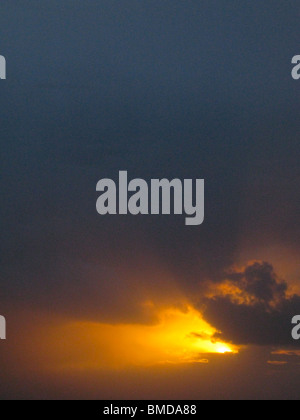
203 262 300 347
1 0 300 399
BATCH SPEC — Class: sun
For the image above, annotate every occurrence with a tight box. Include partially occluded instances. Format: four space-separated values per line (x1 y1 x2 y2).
216 345 233 354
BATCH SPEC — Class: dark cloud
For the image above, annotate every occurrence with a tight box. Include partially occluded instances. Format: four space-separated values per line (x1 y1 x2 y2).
0 0 300 399
202 262 300 347
227 262 288 306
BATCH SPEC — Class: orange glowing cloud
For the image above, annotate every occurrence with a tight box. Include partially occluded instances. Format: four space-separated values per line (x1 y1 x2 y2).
15 305 237 372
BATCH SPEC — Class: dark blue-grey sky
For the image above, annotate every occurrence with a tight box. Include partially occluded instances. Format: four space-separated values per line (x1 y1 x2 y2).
0 0 300 399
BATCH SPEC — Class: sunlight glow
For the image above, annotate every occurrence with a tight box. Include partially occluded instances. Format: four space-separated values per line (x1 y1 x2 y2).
33 305 238 370
216 345 233 354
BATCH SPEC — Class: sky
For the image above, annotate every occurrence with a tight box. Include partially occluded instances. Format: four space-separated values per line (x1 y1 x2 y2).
0 0 300 400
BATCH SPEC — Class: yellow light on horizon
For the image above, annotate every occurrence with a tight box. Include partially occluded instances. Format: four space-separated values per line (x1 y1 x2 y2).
216 345 233 354
25 305 238 371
